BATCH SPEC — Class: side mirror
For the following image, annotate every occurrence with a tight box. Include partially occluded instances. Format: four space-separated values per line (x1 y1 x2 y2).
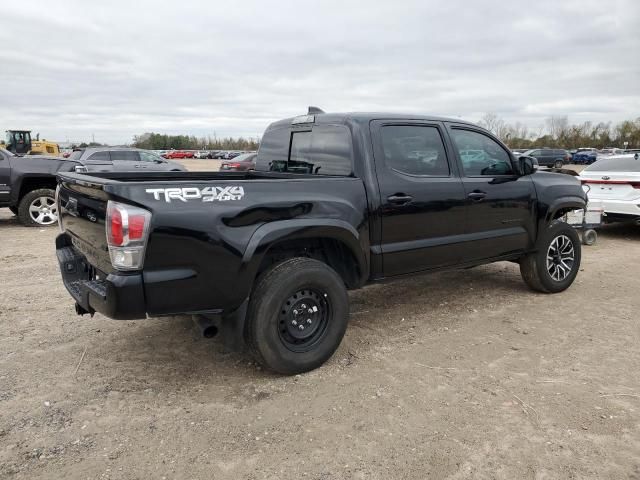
519 156 538 175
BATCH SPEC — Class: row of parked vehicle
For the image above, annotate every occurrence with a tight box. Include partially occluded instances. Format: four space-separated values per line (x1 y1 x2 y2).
511 147 640 166
156 150 252 160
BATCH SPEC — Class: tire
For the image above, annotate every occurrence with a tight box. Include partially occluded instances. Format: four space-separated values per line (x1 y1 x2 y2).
17 188 58 227
245 257 349 375
554 160 563 169
520 221 581 293
582 229 597 246
9 206 18 216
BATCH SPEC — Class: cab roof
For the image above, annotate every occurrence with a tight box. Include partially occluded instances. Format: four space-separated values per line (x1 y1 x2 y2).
266 111 480 131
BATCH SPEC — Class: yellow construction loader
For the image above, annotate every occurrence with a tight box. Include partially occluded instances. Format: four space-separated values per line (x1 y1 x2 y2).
1 130 60 156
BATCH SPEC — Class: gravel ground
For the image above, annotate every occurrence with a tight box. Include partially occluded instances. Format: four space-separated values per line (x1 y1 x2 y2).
1 185 640 479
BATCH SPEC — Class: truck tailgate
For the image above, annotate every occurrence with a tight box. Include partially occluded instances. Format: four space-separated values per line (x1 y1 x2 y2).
57 178 113 274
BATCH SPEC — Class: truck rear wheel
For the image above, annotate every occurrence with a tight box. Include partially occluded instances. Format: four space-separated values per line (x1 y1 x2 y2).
246 257 349 375
18 188 58 227
520 221 581 293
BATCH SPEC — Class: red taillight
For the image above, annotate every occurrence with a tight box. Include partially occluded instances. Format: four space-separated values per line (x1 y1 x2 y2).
582 179 640 189
228 163 242 168
109 207 124 246
128 215 146 240
106 201 152 270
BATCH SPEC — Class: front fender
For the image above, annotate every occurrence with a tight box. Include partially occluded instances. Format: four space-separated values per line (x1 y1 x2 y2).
545 195 587 223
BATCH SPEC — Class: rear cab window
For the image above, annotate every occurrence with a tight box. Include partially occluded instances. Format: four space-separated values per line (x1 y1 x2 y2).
256 124 352 176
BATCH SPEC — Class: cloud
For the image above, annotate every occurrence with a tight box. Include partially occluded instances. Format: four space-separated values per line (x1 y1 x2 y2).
1 0 638 144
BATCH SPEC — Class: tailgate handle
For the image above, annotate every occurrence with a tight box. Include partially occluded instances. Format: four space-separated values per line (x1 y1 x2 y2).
387 194 413 205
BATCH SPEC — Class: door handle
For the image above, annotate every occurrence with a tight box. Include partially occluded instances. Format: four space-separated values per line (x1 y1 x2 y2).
467 191 487 202
387 194 413 205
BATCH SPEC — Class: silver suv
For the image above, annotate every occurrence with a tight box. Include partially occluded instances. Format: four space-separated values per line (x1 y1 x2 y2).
68 147 187 173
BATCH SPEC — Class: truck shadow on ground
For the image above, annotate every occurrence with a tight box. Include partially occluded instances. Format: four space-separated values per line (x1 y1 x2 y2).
0 213 21 226
91 260 528 388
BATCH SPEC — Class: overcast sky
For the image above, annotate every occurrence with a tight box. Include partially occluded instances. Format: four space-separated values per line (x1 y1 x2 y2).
2 0 639 144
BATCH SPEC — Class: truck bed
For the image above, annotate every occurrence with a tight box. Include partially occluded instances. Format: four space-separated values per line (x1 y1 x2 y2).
56 170 369 317
59 170 341 184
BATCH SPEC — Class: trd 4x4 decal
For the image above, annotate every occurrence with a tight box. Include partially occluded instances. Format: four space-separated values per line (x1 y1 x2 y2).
145 186 245 203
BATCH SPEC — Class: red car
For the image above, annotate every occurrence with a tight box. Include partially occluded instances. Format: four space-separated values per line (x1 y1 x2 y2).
219 152 257 171
164 150 195 159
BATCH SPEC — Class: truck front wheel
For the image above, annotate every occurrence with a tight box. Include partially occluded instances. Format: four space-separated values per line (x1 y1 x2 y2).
520 221 581 293
246 257 349 375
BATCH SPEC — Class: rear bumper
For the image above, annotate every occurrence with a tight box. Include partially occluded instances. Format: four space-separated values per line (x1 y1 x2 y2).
591 198 640 218
56 234 147 320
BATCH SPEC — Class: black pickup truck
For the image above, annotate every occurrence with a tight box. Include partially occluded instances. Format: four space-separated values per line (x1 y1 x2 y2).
55 110 587 374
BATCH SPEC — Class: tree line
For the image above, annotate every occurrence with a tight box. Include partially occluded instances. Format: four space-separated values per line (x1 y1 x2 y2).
478 114 640 150
132 132 260 151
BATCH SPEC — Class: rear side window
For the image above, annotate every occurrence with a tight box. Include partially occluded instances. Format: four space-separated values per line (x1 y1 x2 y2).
380 125 449 176
87 151 110 161
110 150 139 161
256 125 352 176
139 151 162 162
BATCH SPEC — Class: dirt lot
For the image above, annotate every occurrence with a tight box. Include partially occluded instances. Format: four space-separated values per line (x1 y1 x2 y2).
1 203 640 479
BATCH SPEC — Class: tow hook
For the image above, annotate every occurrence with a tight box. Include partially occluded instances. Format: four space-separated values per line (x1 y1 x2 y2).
75 302 95 317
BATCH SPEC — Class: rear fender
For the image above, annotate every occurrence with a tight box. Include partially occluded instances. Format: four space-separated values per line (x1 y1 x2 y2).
240 219 369 290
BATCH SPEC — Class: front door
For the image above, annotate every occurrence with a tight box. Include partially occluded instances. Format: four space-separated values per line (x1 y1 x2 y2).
446 125 536 261
371 121 468 276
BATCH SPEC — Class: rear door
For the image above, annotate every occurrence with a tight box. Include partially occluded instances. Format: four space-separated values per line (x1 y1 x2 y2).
0 151 11 205
446 125 536 261
370 120 468 276
83 151 113 173
110 150 141 171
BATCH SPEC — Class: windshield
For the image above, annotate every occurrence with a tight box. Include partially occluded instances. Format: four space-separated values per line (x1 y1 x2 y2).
584 156 640 172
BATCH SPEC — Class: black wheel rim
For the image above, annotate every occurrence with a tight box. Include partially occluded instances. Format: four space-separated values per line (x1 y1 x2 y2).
278 288 331 352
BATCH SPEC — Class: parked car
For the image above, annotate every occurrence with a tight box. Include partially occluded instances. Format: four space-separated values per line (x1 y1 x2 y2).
598 148 625 157
164 150 188 159
521 148 571 168
572 148 598 165
54 109 586 374
219 152 257 171
194 150 210 159
68 147 186 173
579 153 640 224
